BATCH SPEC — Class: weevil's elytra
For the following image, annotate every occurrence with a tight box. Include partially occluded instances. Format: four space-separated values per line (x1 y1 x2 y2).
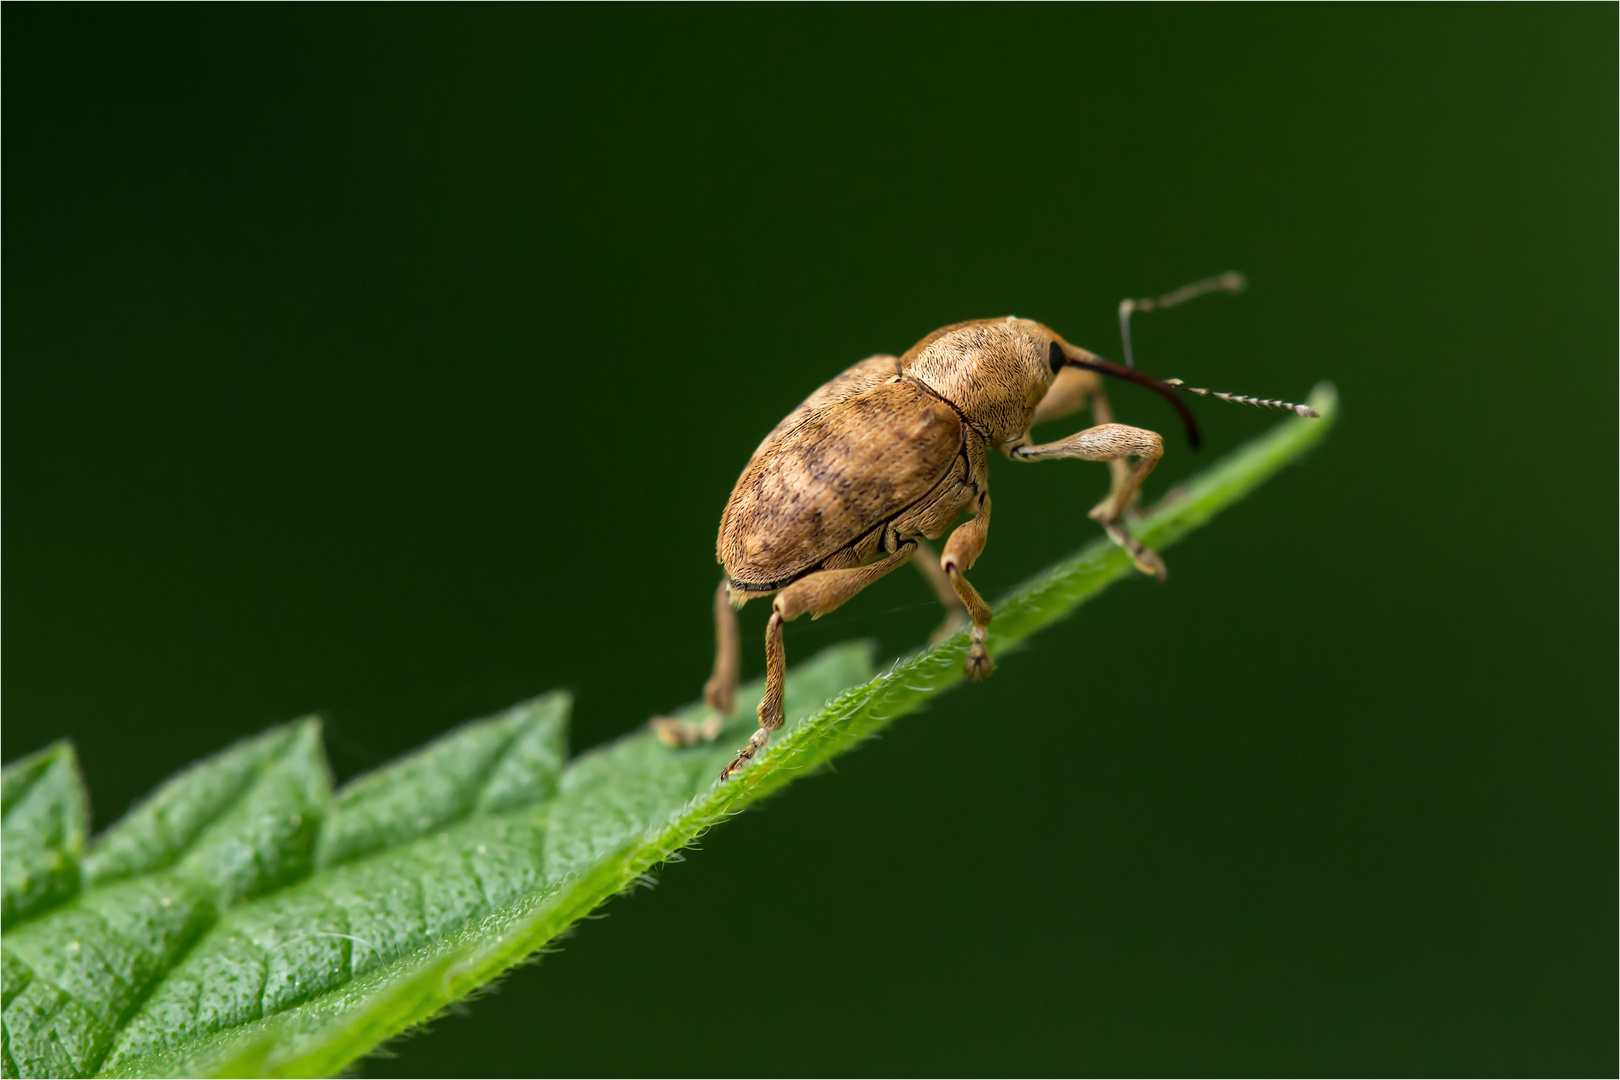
646 274 1321 781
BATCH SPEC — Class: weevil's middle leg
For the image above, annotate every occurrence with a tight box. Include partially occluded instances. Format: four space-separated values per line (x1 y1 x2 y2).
719 542 918 781
1085 389 1135 512
941 493 995 680
1031 374 1133 514
1010 423 1167 579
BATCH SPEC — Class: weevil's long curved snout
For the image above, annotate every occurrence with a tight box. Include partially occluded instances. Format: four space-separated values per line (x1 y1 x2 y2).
1060 343 1204 449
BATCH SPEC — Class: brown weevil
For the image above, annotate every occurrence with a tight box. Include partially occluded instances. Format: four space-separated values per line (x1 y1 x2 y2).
651 273 1319 780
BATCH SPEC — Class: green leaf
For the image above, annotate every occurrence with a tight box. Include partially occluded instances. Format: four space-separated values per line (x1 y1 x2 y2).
1 386 1335 1079
2 743 89 929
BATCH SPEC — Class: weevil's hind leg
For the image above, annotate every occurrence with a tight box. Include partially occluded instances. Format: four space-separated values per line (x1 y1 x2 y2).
913 539 969 644
941 494 995 680
1010 423 1168 580
651 577 739 748
703 578 741 715
720 542 918 781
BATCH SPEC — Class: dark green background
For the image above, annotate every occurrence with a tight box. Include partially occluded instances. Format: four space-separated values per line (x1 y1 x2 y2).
6 7 1614 1076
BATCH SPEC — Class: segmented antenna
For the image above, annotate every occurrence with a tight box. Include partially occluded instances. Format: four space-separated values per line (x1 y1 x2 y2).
1163 379 1319 418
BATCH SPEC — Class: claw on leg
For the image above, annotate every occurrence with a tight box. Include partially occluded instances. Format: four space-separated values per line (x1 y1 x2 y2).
650 712 724 748
964 624 994 681
1094 512 1168 581
720 726 770 782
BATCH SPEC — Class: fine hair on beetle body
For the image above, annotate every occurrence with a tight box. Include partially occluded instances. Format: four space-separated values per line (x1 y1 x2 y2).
648 273 1319 781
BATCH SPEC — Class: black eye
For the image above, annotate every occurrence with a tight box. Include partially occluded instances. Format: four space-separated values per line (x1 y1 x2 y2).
1048 341 1064 374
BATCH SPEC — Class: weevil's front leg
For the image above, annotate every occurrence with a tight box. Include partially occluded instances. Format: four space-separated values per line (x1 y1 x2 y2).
651 577 739 748
912 539 969 643
720 542 918 781
1010 423 1167 579
941 493 995 680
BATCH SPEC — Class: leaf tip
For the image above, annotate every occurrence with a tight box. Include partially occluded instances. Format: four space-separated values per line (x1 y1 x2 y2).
1306 381 1339 423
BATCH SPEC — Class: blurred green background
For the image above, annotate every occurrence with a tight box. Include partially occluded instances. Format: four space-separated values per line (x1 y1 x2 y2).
5 7 1614 1075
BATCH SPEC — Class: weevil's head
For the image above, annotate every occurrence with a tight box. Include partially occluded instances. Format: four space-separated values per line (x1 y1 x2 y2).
899 316 1085 444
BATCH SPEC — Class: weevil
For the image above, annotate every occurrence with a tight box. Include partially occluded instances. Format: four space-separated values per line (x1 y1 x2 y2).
651 273 1319 781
